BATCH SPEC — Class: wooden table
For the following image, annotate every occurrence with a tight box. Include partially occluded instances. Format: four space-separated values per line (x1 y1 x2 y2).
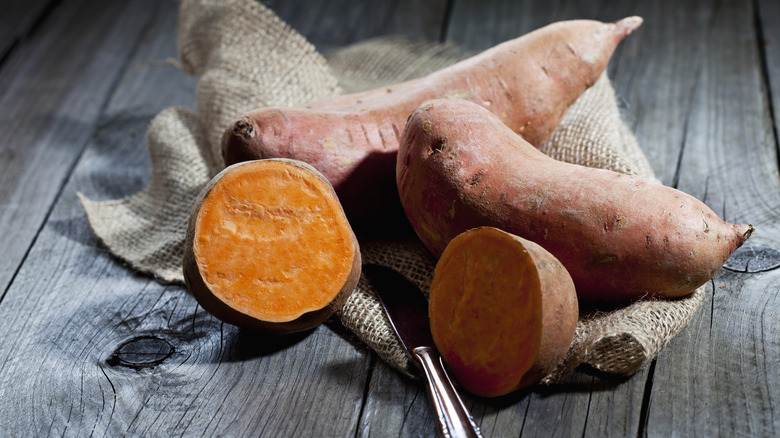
1 0 778 436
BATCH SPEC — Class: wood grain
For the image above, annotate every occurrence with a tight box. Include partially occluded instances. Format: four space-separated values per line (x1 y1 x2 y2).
0 0 373 435
0 0 51 62
0 0 450 435
355 2 653 436
0 0 158 296
262 0 450 52
0 0 778 436
607 0 713 186
639 1 780 436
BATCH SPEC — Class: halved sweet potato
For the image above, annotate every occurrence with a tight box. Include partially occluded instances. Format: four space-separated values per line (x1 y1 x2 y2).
429 227 578 397
183 158 361 334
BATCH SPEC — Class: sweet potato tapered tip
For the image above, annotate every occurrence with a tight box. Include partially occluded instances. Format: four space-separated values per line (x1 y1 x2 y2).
616 16 643 34
220 17 641 234
397 98 752 302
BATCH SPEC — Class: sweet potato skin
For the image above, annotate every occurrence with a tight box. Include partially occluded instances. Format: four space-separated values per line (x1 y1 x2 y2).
516 235 578 389
397 99 753 302
430 227 578 396
222 17 642 234
182 158 361 334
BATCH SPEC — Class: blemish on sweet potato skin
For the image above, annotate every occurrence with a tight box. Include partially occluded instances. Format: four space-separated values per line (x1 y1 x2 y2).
397 99 753 302
223 18 642 235
233 118 253 140
467 169 486 187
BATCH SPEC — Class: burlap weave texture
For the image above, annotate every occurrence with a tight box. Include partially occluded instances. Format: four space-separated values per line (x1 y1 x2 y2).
80 0 704 382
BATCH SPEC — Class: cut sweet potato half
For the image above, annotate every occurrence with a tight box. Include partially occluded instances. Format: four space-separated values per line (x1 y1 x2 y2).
183 158 361 334
429 227 578 397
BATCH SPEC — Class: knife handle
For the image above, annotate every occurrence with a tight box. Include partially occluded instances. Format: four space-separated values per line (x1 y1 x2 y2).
412 346 483 438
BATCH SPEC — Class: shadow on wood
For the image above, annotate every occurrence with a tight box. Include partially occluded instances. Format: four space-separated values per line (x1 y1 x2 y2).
224 325 315 361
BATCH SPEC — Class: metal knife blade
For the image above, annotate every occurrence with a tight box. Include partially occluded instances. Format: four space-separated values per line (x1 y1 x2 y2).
362 263 482 438
361 263 434 352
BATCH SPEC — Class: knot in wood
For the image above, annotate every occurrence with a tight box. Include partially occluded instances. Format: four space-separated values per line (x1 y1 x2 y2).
107 335 174 370
723 245 780 273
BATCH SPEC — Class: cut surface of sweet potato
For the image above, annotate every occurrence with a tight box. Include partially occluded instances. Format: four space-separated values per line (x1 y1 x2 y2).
429 227 577 397
183 158 360 334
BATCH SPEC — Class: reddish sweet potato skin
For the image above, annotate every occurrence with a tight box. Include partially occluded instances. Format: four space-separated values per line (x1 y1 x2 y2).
517 235 578 388
397 99 753 302
222 17 642 234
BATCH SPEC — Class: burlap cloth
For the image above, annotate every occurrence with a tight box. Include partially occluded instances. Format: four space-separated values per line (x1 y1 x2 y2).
79 0 704 383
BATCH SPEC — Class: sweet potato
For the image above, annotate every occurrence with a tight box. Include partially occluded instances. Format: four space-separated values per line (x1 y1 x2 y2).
429 227 578 397
182 158 361 334
222 17 643 234
397 99 753 302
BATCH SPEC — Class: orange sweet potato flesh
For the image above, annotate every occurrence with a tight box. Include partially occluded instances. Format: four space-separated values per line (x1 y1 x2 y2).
182 158 361 334
430 227 578 397
398 99 754 302
222 17 643 235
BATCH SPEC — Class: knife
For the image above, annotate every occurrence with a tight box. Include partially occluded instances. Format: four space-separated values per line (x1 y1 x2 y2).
362 263 483 438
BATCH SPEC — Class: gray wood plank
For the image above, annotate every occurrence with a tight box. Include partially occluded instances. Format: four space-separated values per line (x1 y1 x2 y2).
638 0 780 436
0 0 458 435
0 202 370 436
759 0 780 138
758 0 780 239
262 0 450 52
0 0 158 297
357 362 441 437
445 0 636 51
607 0 713 187
0 1 372 436
2 0 775 436
0 0 51 61
400 2 649 437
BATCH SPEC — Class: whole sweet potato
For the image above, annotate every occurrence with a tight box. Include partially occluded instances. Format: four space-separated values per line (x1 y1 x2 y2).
222 17 642 234
397 99 753 302
430 227 578 397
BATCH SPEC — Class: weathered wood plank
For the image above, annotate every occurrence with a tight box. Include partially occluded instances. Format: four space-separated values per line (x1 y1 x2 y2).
639 0 780 436
0 0 460 435
356 363 440 437
352 2 653 437
758 0 780 136
0 1 372 436
444 0 636 50
606 0 713 186
1 0 776 436
440 2 650 437
0 0 158 296
758 0 780 236
0 0 51 61
262 0 450 52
